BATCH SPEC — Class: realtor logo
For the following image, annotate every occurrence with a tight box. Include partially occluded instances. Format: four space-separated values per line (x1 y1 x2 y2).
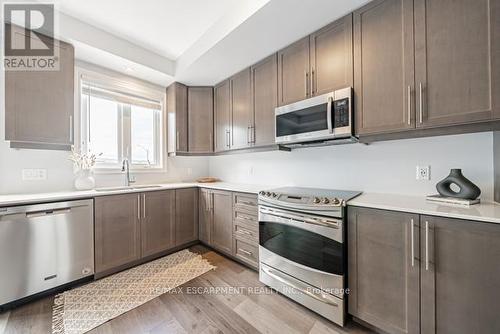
3 3 59 71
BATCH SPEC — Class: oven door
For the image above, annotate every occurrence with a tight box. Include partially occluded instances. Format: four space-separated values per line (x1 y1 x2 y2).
258 205 344 294
275 92 334 144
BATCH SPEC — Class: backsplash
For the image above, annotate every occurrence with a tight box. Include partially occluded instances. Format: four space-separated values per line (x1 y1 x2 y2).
208 132 494 200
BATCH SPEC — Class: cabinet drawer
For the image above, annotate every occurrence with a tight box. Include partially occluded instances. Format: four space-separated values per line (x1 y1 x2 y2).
234 221 258 241
233 192 258 213
234 210 257 225
233 237 259 268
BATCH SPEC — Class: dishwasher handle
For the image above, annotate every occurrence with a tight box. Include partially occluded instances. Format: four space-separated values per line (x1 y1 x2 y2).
25 208 72 218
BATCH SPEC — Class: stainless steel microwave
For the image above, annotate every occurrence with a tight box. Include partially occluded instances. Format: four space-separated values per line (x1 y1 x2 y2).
275 87 354 146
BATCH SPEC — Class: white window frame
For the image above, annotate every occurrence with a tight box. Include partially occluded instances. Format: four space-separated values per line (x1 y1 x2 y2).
76 65 167 174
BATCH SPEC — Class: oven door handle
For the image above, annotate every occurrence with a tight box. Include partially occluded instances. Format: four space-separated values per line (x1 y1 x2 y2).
327 96 333 134
260 208 340 229
262 266 339 307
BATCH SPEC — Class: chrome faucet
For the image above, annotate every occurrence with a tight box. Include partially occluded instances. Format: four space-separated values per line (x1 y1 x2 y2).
121 158 135 186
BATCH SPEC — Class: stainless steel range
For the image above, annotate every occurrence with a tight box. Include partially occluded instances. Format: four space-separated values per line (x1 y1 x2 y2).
258 187 361 326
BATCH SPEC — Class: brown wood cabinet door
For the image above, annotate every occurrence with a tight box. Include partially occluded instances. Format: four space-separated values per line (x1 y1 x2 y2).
175 188 199 246
188 87 214 153
415 0 500 127
420 216 500 334
141 190 175 258
211 190 233 255
230 68 253 150
348 207 420 334
95 194 141 274
277 37 310 106
167 82 188 153
199 188 212 244
5 25 74 148
251 54 278 147
354 0 415 135
310 14 353 96
214 80 232 151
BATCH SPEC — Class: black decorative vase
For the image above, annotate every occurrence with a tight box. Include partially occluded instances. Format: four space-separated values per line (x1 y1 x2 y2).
436 169 481 200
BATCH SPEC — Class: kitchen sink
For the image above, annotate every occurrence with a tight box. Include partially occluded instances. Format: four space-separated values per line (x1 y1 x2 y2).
95 185 162 192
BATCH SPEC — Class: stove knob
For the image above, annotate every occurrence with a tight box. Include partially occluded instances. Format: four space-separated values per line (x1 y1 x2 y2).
332 198 341 205
321 198 330 204
259 191 266 196
266 192 271 197
313 197 321 204
272 192 278 198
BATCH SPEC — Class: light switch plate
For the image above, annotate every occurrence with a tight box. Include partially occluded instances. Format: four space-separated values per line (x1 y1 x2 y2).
22 169 47 181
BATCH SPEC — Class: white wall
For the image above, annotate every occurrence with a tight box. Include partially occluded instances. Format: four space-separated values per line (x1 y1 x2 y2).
0 60 208 196
208 132 494 200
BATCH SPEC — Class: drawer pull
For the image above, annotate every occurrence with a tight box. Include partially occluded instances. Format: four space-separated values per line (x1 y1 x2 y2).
238 248 253 256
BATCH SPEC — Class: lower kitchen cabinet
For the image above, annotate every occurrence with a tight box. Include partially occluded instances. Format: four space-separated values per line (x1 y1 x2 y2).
348 206 500 334
199 188 212 244
211 190 234 254
232 192 259 269
348 207 419 334
198 188 233 255
141 190 175 258
95 194 141 275
420 215 500 334
175 188 199 246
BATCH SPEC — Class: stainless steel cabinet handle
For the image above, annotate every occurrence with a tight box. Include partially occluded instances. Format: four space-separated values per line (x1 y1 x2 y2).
176 131 180 150
137 195 140 220
238 248 253 256
419 82 424 124
311 69 315 95
247 126 251 144
410 218 415 267
262 266 339 307
425 220 429 271
226 130 231 148
407 86 412 126
143 194 146 218
305 71 309 97
69 115 74 143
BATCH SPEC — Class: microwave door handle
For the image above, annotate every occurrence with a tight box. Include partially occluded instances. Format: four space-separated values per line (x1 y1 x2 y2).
327 96 333 133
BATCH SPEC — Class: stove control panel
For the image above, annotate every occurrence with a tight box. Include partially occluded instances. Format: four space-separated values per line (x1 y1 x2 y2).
259 191 343 207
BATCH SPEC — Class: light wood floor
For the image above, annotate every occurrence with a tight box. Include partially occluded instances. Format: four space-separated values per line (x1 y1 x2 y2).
0 245 374 334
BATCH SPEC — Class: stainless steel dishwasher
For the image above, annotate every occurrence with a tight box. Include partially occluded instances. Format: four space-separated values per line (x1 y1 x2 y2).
0 199 94 306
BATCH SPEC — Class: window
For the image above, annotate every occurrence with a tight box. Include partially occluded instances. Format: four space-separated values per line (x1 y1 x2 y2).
80 74 164 171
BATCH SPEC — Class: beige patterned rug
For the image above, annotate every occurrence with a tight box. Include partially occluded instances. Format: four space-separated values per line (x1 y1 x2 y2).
52 249 215 334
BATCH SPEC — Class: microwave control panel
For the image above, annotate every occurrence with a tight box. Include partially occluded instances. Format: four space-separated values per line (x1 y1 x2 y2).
333 98 350 128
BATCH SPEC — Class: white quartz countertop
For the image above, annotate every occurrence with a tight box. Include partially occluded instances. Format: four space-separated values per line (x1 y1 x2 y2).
0 182 266 207
348 193 500 224
3 184 500 224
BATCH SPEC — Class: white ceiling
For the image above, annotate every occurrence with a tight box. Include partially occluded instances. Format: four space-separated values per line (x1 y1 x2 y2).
51 0 372 86
53 0 238 60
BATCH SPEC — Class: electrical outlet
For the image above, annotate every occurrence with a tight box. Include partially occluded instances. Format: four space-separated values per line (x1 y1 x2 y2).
416 165 430 181
248 166 254 176
22 169 47 181
187 168 192 176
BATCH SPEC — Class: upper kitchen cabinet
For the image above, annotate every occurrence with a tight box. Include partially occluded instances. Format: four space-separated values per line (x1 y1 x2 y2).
188 87 214 153
167 82 188 154
310 14 353 96
354 0 415 135
230 68 253 150
414 0 500 128
277 15 354 107
214 79 232 152
5 25 75 150
278 37 310 106
251 54 278 147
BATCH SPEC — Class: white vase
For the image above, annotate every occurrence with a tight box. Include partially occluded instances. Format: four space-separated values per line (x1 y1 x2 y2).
74 169 95 190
